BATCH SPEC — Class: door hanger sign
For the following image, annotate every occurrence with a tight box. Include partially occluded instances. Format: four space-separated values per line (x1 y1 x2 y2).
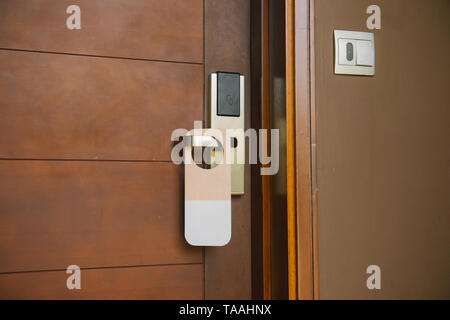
184 128 231 246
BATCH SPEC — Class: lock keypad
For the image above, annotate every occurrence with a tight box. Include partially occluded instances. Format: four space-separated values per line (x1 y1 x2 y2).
217 72 240 117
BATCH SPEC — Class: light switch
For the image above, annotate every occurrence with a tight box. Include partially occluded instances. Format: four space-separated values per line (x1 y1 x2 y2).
338 39 356 66
334 30 375 76
356 40 374 66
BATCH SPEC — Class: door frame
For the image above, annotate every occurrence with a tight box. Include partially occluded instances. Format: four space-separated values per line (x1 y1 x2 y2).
250 0 318 300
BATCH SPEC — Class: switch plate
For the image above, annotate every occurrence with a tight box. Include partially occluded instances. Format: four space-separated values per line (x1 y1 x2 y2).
334 30 375 76
356 40 374 66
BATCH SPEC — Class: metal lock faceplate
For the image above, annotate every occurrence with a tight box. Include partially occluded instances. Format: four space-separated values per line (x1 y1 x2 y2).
209 72 245 195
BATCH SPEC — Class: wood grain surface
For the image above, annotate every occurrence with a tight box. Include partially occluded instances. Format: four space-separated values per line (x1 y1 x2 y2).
0 161 201 273
0 0 203 63
0 264 203 299
0 50 203 161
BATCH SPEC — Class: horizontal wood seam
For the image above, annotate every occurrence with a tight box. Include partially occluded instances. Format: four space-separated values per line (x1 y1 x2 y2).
0 158 175 163
0 262 203 276
0 47 203 65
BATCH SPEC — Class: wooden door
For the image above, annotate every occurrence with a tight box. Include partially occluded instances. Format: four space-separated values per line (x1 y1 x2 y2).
0 0 253 300
0 0 204 299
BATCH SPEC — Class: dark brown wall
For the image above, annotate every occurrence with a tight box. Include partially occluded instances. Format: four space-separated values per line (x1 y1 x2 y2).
314 0 450 299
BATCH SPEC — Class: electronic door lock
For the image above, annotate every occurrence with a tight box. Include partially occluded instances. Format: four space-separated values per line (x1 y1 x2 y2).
208 72 245 195
183 71 244 247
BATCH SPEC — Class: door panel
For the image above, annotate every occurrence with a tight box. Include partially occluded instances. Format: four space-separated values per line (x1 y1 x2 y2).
0 0 253 299
0 0 203 63
0 0 204 299
0 264 203 299
0 161 201 273
0 50 202 160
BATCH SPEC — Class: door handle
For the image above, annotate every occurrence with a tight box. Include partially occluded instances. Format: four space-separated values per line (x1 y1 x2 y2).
185 135 219 148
